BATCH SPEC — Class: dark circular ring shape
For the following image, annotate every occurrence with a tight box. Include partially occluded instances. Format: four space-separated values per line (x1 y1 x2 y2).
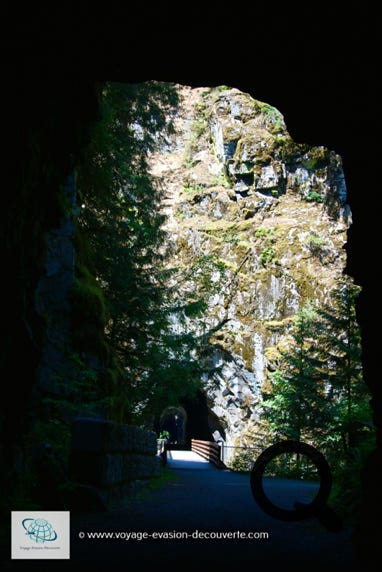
250 440 332 521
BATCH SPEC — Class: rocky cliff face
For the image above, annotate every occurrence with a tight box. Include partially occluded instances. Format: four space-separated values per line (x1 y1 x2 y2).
149 85 351 456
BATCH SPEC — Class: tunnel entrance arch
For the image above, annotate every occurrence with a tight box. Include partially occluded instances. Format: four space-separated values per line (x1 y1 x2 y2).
181 391 226 446
159 406 187 445
158 391 226 449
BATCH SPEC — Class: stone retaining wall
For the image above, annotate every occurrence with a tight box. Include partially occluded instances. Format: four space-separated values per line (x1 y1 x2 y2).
70 418 161 507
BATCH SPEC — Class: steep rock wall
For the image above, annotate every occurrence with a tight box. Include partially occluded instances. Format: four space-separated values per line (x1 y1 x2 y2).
149 85 351 453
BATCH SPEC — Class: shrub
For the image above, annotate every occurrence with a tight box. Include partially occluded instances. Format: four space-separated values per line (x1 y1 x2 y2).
306 191 324 203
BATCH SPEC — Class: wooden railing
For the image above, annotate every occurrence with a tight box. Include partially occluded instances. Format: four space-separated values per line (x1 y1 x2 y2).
191 439 225 468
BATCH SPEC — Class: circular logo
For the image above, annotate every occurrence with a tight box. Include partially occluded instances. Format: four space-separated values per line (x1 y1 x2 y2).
22 518 58 543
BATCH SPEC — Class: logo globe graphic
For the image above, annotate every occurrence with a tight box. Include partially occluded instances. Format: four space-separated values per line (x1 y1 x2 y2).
22 518 58 543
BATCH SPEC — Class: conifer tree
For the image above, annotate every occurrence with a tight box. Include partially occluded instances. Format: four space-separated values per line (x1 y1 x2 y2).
316 278 369 455
262 279 372 459
77 82 206 422
263 302 330 443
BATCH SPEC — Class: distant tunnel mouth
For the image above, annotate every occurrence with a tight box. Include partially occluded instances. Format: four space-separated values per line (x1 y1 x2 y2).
159 406 187 445
159 391 226 447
